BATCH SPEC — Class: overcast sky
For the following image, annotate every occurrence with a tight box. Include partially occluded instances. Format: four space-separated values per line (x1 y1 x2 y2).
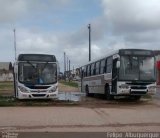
0 0 160 72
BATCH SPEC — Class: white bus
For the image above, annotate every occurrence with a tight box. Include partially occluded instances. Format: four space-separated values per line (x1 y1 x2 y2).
80 49 156 100
13 54 58 99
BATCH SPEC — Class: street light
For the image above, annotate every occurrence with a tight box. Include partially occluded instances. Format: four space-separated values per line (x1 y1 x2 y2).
88 24 91 61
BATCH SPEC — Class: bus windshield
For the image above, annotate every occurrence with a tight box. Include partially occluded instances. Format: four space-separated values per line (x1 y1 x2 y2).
18 62 57 85
119 56 155 81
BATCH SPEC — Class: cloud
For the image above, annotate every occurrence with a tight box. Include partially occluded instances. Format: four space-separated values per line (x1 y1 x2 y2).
0 0 72 23
0 0 27 23
15 29 58 54
99 0 160 51
102 0 160 34
0 0 160 72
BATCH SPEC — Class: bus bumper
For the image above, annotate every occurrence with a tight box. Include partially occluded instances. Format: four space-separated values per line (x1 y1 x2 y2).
17 91 58 99
117 88 156 96
116 82 156 96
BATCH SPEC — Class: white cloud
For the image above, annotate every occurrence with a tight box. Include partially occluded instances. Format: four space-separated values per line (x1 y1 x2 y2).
0 0 160 72
102 0 160 33
100 0 160 50
0 0 27 23
17 30 58 53
0 0 72 23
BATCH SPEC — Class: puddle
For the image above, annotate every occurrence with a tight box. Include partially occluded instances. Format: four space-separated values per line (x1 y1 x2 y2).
58 92 85 102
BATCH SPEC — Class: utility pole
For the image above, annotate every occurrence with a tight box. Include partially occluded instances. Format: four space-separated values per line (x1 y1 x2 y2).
73 66 74 74
64 52 66 80
88 24 91 62
69 60 70 81
13 29 17 61
67 57 68 78
69 60 70 75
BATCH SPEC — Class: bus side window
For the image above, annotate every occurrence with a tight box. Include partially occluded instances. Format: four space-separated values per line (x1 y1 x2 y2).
83 66 86 77
100 59 105 74
106 57 113 73
87 65 91 76
91 63 95 76
86 66 88 77
95 61 100 75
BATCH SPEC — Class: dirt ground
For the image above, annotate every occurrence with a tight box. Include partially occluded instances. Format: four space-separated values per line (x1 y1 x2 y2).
0 83 160 132
0 98 159 132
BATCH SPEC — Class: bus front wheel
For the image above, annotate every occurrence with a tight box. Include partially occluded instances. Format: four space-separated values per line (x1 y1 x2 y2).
105 84 114 100
133 96 141 101
85 85 93 97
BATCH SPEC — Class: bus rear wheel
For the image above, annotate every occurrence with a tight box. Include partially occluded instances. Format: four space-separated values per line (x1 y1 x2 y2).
85 85 93 97
105 85 114 100
133 96 141 101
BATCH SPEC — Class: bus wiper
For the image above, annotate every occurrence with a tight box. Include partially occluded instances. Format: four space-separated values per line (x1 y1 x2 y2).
42 61 49 72
27 61 36 70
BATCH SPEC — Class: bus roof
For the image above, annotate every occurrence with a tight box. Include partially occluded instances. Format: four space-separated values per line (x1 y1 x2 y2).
79 49 119 67
79 48 154 67
17 54 56 62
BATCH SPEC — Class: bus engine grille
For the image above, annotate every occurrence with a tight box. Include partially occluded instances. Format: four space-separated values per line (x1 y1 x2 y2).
32 94 46 97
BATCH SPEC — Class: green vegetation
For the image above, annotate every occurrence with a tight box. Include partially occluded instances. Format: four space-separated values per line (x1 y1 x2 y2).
0 96 16 106
0 81 79 106
0 82 14 90
60 80 78 88
0 96 79 107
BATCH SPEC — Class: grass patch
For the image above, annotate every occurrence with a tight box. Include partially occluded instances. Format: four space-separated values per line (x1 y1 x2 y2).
0 96 79 107
0 81 14 90
60 80 78 88
0 96 16 106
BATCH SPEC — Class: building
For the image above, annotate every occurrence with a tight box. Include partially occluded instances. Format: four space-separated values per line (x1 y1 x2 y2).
0 62 13 81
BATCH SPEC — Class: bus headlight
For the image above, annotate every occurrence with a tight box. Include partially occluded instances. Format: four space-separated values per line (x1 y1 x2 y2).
49 86 57 93
119 84 129 89
18 86 29 93
148 85 156 90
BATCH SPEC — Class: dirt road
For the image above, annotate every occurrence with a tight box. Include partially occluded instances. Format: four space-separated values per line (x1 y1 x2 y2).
0 99 160 132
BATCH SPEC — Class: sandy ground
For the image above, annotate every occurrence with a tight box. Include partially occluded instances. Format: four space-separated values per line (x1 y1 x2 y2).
0 97 160 132
0 84 159 132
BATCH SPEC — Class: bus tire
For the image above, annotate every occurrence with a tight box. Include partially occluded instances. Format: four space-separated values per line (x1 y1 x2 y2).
85 85 93 97
105 84 114 100
85 85 89 96
133 96 141 101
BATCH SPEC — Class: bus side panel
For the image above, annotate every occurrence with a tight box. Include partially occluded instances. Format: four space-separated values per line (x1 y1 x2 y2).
82 74 112 94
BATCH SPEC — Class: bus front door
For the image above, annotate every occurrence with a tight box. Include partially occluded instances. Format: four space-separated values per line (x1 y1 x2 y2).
111 58 118 94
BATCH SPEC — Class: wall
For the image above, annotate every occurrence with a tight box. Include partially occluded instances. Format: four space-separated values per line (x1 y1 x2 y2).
0 72 13 82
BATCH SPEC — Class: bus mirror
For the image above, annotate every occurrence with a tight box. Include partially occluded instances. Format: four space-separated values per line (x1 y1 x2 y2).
116 61 120 68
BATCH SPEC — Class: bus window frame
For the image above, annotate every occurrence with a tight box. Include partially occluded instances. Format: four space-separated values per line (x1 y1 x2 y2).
86 64 91 77
100 59 106 74
106 56 113 73
91 63 95 76
95 61 100 75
